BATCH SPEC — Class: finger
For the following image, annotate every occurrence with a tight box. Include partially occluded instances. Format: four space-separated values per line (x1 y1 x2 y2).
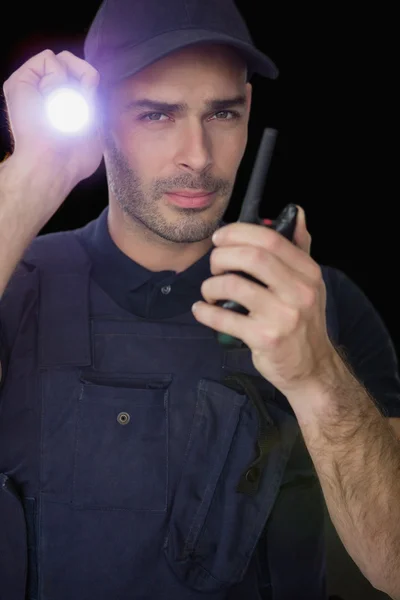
192 299 253 347
192 288 290 352
213 221 318 281
200 271 281 316
4 50 69 102
210 245 313 306
5 50 64 88
55 51 100 90
293 205 311 254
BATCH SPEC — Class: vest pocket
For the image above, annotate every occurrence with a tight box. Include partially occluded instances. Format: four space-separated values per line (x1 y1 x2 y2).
164 377 298 592
72 374 172 511
0 473 28 600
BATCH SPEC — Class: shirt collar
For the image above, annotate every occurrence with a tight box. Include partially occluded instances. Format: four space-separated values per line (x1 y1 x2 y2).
76 206 225 292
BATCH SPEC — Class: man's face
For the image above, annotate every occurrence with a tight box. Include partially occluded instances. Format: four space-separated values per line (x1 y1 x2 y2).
103 44 251 244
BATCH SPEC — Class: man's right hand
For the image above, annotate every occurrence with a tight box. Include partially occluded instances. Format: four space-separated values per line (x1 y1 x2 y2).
2 49 103 195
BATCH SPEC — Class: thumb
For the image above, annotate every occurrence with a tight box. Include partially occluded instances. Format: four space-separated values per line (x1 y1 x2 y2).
293 205 312 254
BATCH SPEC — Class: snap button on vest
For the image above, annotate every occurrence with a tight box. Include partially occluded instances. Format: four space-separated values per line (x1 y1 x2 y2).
117 412 130 425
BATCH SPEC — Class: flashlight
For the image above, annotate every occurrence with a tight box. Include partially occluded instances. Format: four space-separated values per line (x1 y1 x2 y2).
45 86 91 134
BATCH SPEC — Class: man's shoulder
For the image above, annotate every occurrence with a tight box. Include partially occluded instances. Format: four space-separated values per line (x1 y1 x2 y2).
321 262 347 284
20 226 89 272
1 226 89 310
320 263 364 303
319 262 394 356
319 263 381 340
23 227 79 258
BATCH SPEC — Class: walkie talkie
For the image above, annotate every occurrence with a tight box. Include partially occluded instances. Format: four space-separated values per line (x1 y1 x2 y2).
216 128 298 349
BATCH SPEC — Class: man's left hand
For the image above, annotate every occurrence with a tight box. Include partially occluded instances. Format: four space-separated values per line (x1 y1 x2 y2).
192 205 337 397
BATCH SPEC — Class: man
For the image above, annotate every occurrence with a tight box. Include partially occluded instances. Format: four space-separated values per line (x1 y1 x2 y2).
0 0 399 599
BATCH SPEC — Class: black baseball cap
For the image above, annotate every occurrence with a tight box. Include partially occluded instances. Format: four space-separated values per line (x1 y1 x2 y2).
83 0 278 86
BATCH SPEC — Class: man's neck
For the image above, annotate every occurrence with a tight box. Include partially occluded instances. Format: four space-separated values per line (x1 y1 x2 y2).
107 207 213 273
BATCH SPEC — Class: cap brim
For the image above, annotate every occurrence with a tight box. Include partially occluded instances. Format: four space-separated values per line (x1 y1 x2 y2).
87 28 278 84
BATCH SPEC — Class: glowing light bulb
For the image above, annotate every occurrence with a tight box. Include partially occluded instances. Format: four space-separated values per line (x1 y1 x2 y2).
45 87 90 133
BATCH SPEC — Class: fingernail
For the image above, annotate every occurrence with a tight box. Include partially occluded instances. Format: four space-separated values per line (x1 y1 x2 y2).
212 230 220 244
296 205 306 224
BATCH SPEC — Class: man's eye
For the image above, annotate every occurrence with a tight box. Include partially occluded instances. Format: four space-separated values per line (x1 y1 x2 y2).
212 110 240 120
140 112 169 121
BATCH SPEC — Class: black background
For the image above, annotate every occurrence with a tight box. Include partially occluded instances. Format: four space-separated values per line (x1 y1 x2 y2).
1 2 398 352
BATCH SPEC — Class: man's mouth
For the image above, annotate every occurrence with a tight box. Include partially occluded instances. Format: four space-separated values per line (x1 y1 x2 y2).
165 190 215 208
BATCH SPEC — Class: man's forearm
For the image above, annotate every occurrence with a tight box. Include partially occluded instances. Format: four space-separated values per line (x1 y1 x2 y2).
288 349 400 599
0 154 73 297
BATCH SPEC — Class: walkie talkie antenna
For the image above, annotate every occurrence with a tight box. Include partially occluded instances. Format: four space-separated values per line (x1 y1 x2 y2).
237 127 278 224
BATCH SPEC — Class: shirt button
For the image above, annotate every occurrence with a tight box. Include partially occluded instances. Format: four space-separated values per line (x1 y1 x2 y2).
161 285 171 295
